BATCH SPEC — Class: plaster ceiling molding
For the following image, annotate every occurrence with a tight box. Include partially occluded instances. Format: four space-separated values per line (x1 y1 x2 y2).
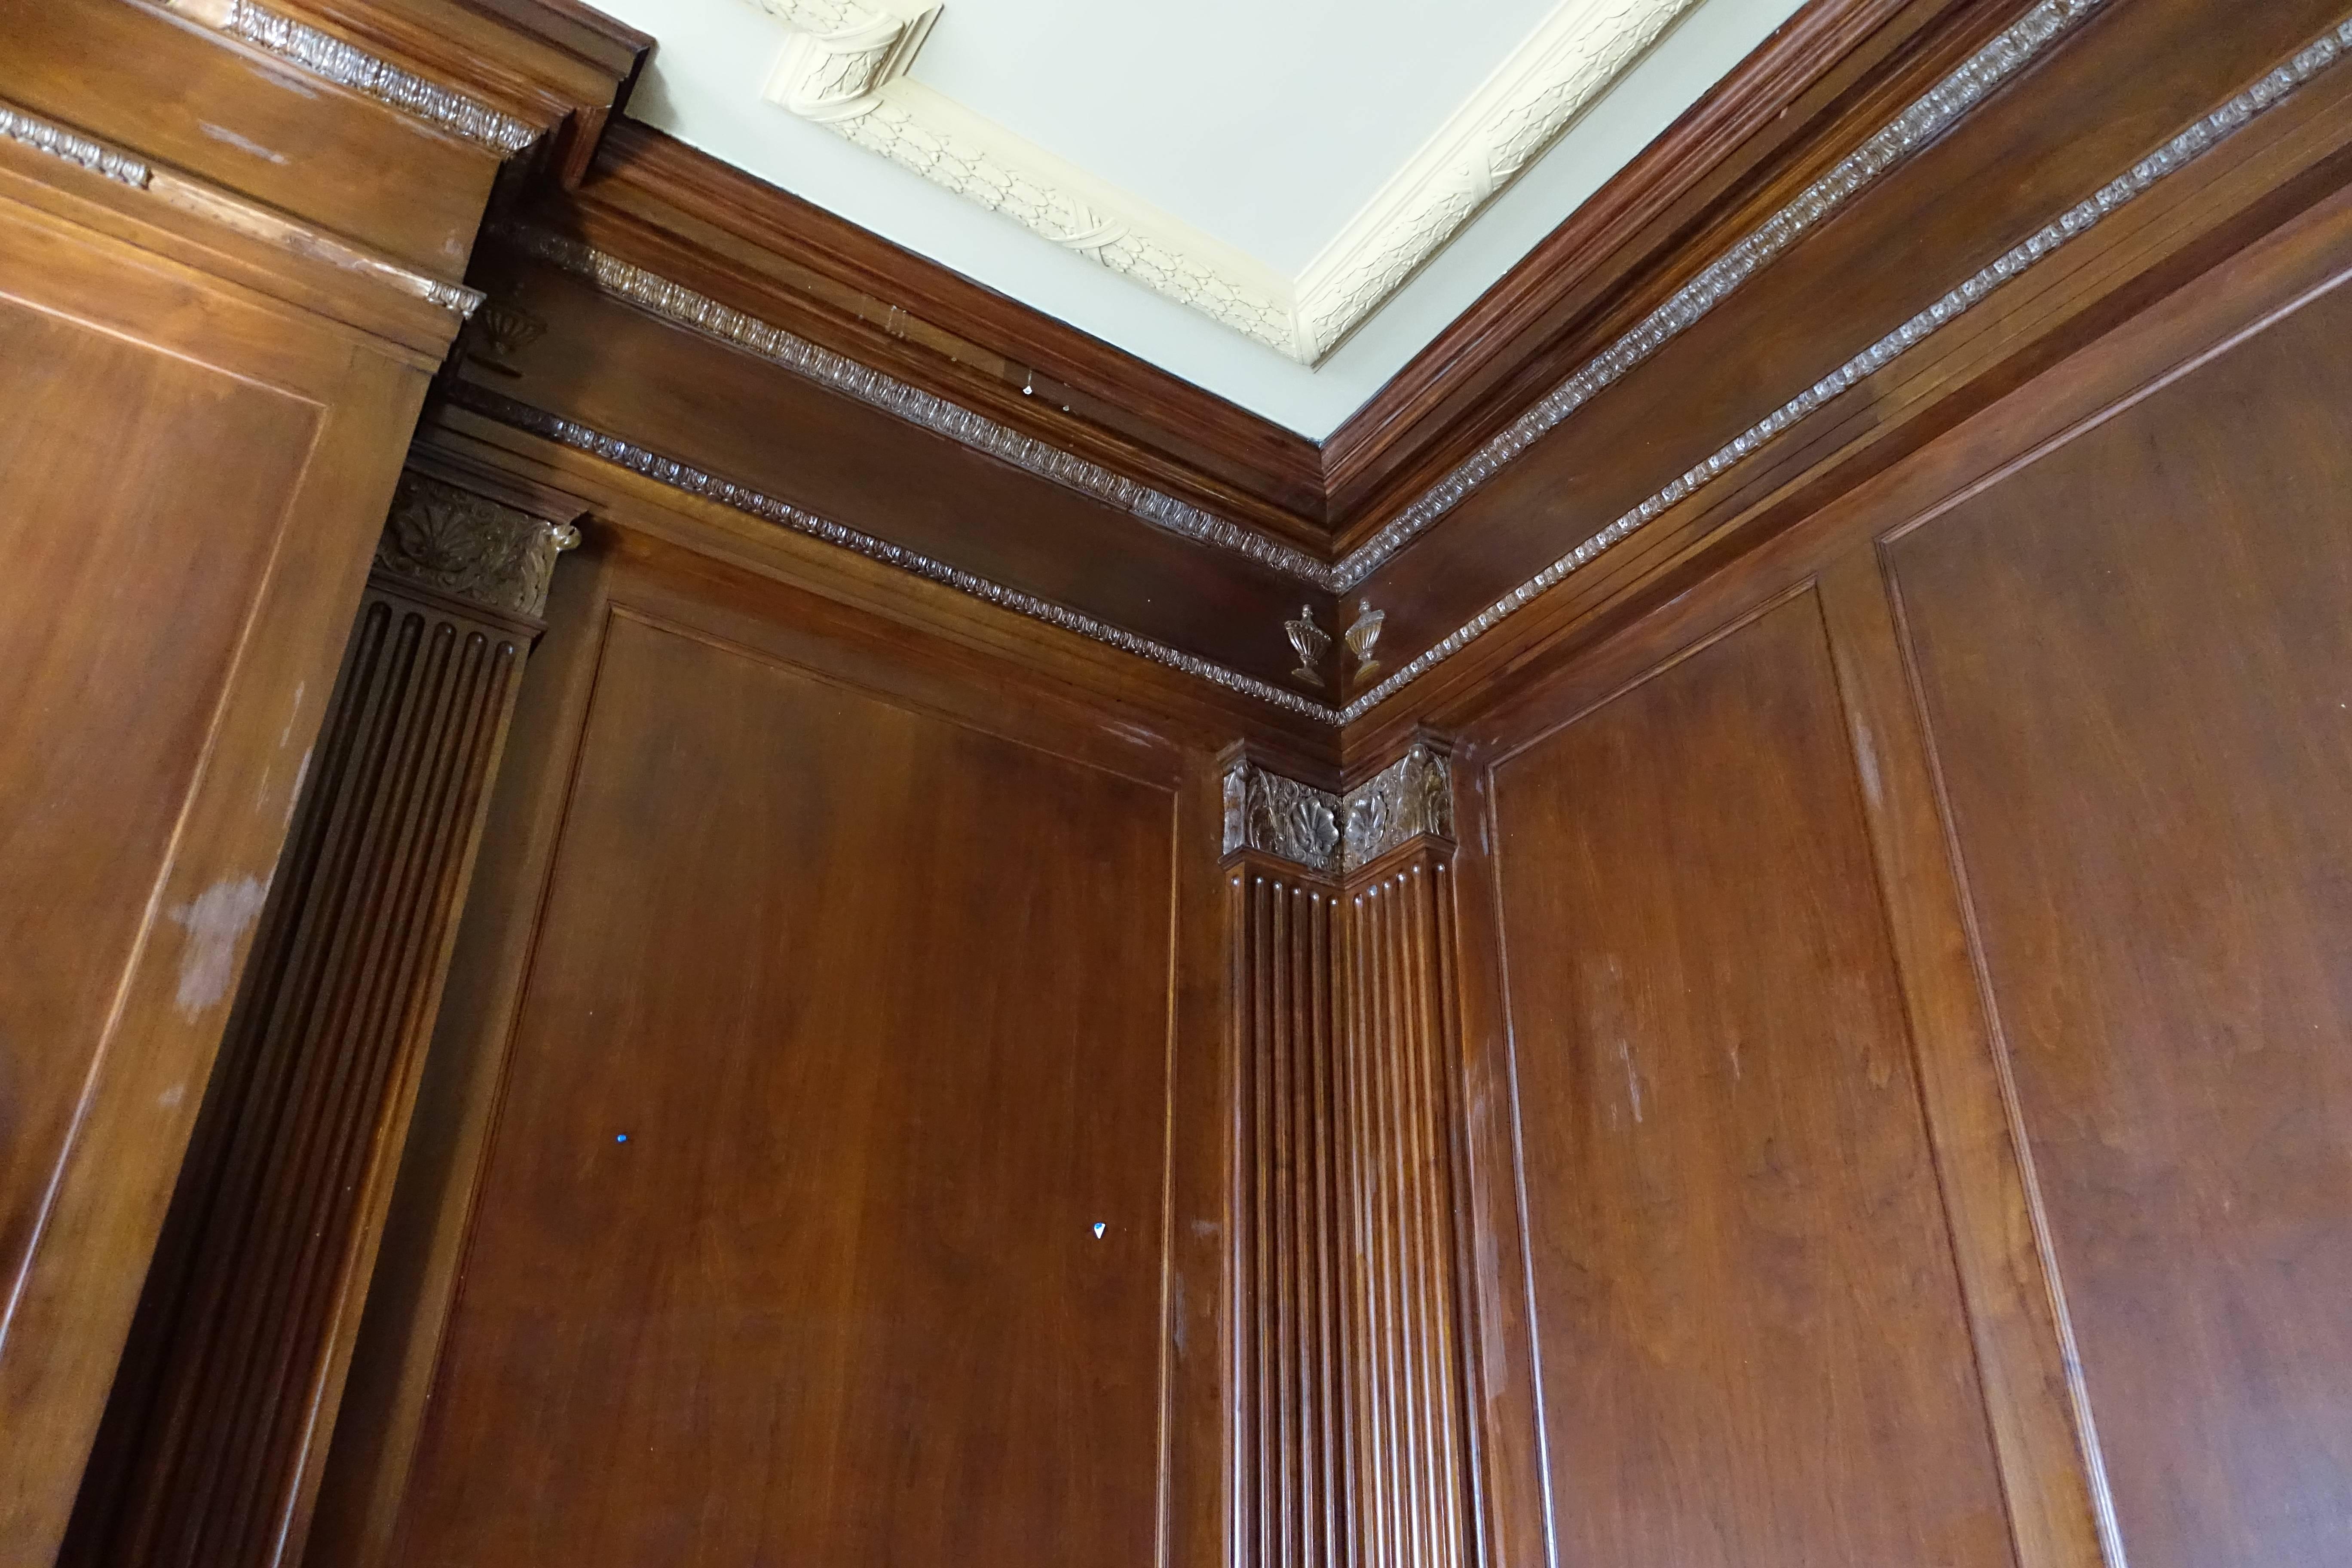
1293 0 1702 361
750 0 1299 353
742 0 1700 364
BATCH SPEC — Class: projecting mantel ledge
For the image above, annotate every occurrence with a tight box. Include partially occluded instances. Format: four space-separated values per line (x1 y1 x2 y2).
742 0 1705 363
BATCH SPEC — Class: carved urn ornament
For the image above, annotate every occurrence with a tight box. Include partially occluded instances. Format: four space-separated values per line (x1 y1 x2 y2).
1344 599 1385 680
1284 604 1330 685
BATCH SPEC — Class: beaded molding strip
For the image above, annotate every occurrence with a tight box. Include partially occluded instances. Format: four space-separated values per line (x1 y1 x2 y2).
1328 0 2109 590
466 12 2352 724
1341 10 2352 722
0 104 151 186
164 0 539 154
447 382 1344 724
504 226 1336 589
0 98 482 317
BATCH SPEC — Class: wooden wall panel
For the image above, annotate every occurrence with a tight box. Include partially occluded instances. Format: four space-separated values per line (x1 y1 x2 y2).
1887 280 2352 1568
1484 591 2014 1568
378 604 1184 1565
0 185 435 1562
62 465 577 1568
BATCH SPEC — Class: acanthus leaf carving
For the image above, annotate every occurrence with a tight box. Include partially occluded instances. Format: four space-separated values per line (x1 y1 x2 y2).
1341 742 1455 873
1222 743 1455 874
376 472 579 619
1222 760 1342 875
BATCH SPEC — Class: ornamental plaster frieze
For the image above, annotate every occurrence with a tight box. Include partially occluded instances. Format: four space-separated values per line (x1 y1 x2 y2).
744 0 1703 364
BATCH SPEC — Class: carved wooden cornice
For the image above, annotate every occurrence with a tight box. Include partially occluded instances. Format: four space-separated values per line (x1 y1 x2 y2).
159 0 540 153
375 472 581 620
466 3 2352 730
0 100 484 318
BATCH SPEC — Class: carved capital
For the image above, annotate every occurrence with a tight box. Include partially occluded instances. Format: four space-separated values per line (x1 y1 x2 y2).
1222 757 1341 875
374 472 579 620
1222 740 1454 875
1341 740 1455 874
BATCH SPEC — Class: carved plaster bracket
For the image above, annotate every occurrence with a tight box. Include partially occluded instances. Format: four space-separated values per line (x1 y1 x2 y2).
1221 739 1455 875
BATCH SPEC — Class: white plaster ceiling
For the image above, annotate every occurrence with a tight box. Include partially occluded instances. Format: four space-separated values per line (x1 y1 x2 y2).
600 0 1809 438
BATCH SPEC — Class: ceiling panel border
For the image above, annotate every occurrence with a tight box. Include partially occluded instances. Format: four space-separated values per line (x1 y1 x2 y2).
747 0 1704 363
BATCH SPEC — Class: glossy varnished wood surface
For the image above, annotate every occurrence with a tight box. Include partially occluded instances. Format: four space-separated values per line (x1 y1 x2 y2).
66 575 536 1568
374 591 1186 1564
0 173 436 1561
1888 281 2352 1568
1483 592 2014 1567
0 0 497 277
1348 0 2352 754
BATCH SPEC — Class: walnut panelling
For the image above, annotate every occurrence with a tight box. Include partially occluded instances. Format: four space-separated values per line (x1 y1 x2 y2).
1887 269 2352 1568
307 529 1209 1566
0 159 438 1564
61 473 576 1568
1477 592 2012 1566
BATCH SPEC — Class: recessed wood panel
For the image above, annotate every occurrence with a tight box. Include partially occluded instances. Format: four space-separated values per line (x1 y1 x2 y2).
1488 592 2013 1567
0 295 318 1344
390 609 1178 1565
1889 282 2352 1568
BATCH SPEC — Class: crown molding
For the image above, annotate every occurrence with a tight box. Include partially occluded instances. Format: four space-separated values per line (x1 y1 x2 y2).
0 98 484 317
745 0 1705 364
573 121 1332 539
447 383 1345 723
158 0 649 184
502 224 1338 587
160 0 540 151
1342 4 2352 726
1315 0 1991 535
1326 0 2102 589
473 1 2352 731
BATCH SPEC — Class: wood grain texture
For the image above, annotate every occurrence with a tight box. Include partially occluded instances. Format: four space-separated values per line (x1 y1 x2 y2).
64 567 538 1568
374 604 1185 1565
1338 846 1479 1568
1346 0 2352 758
1887 277 2352 1568
1483 591 2015 1567
0 0 497 278
1226 856 1345 1568
0 175 433 1563
1320 0 2012 540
